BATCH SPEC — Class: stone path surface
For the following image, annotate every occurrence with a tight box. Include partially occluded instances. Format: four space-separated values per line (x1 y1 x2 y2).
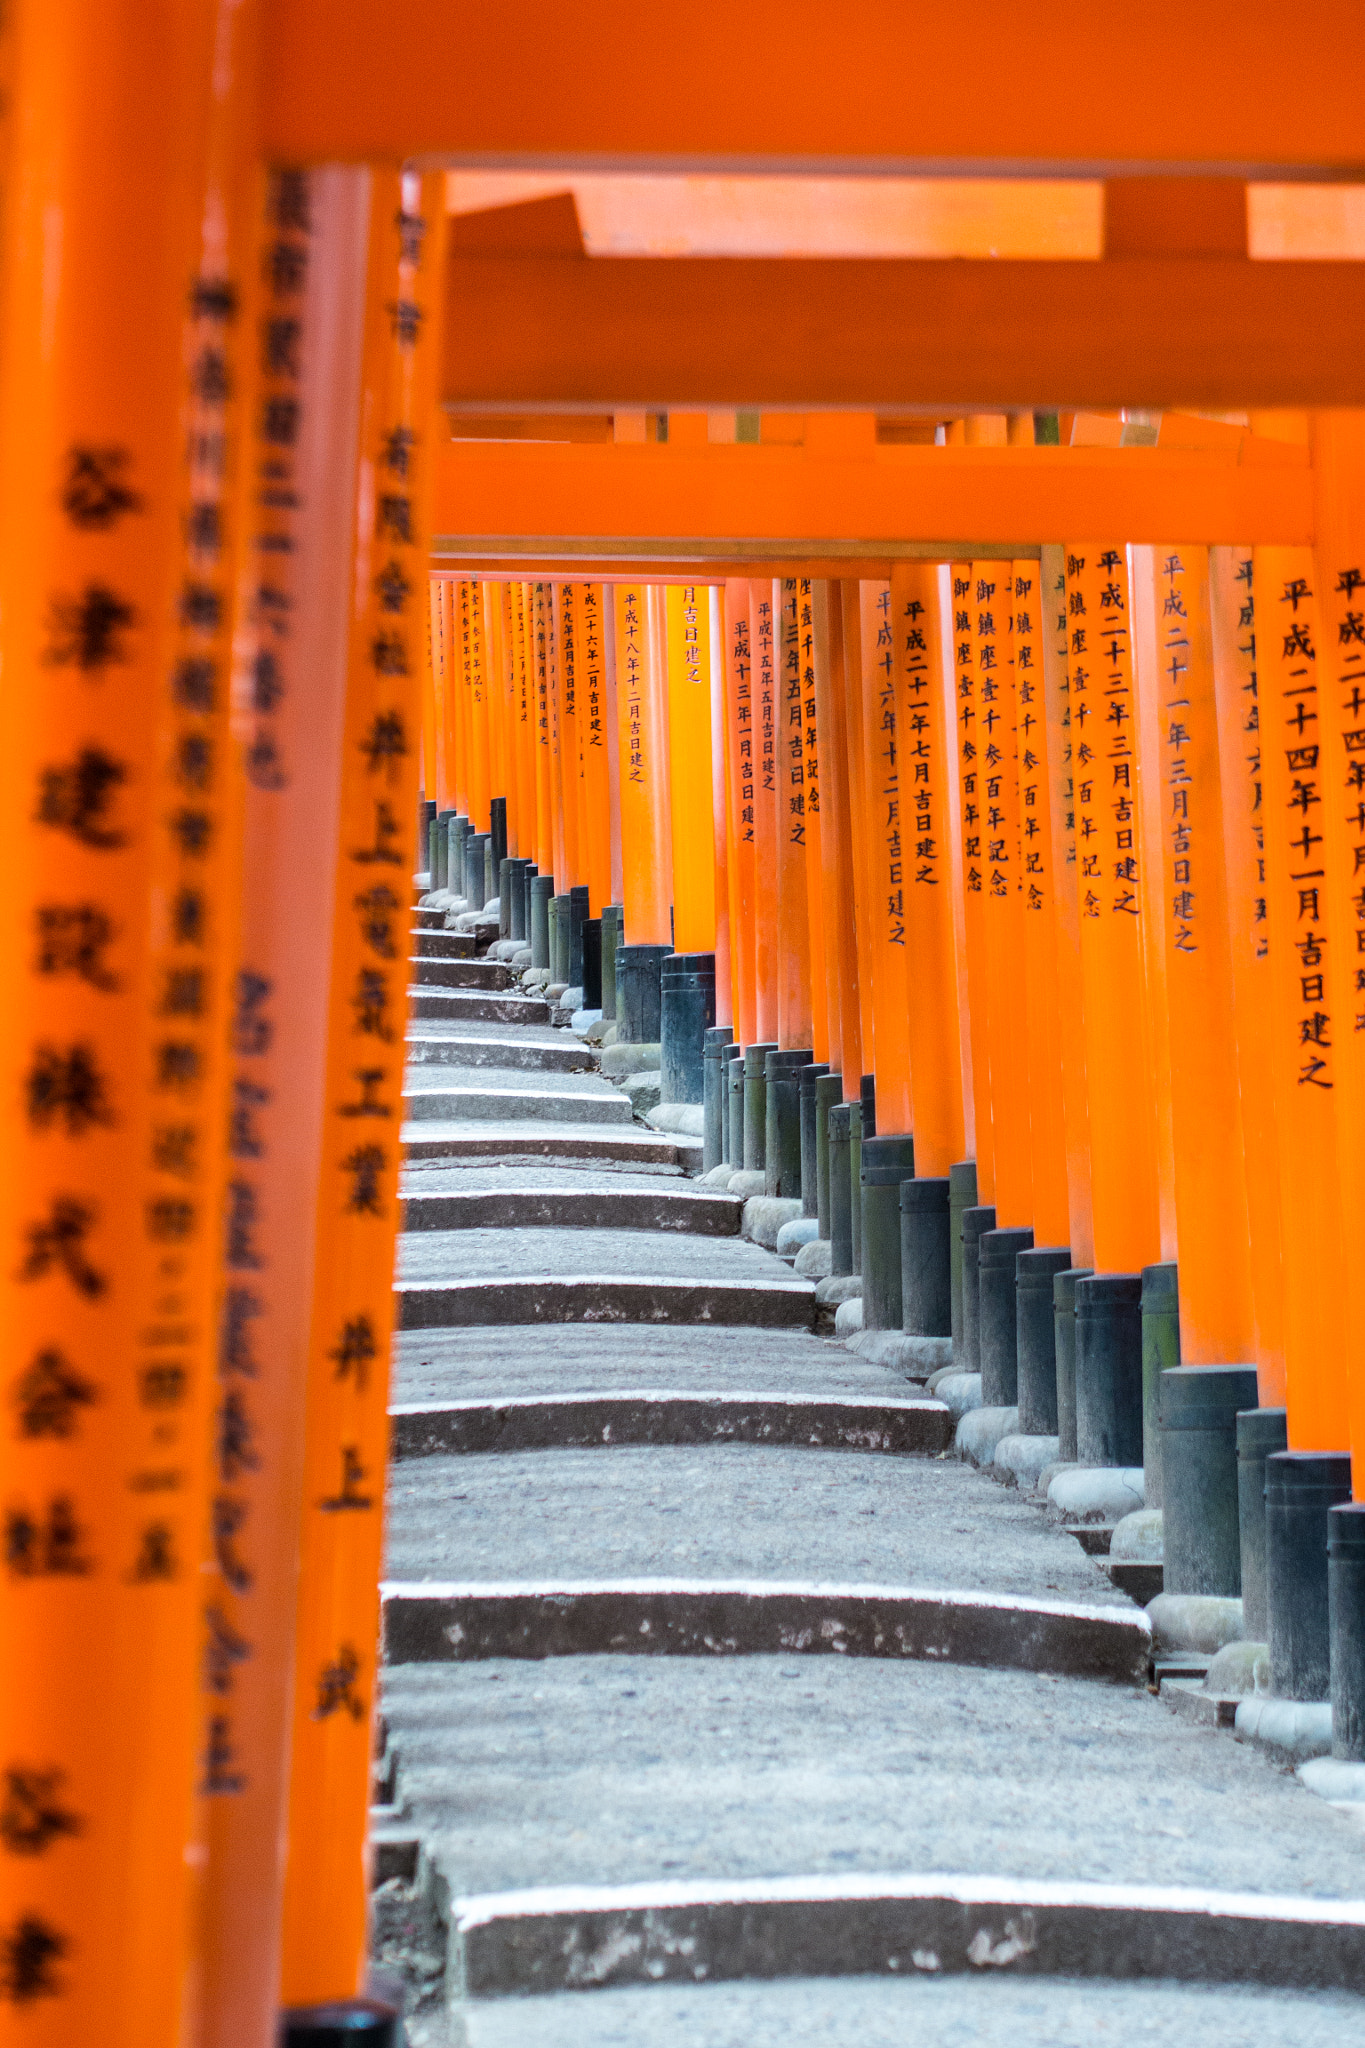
379 906 1365 2045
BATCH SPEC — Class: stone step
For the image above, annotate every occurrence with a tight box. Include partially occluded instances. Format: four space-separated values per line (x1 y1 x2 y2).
394 1273 815 1331
409 956 512 990
382 1579 1150 1684
411 927 476 958
401 1187 740 1235
403 1087 632 1127
405 1033 592 1074
449 1870 1365 2006
387 1390 954 1459
402 1122 699 1169
412 906 447 930
407 990 551 1026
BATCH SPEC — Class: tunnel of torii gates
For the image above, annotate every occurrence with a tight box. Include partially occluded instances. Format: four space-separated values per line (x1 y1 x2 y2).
8 0 1365 2045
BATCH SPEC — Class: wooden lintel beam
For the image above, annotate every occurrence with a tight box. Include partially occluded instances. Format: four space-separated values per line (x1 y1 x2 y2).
443 253 1365 411
264 0 1365 175
429 440 1315 551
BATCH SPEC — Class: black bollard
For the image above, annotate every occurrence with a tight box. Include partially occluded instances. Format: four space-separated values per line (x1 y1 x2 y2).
1075 1274 1144 1468
498 857 513 939
1160 1365 1260 1596
828 1103 855 1277
419 795 436 878
547 895 565 982
507 859 529 942
1015 1246 1073 1435
661 953 716 1105
848 1103 863 1269
1053 1267 1093 1462
1266 1450 1352 1701
860 1073 876 1138
948 1161 978 1360
449 814 468 900
529 874 553 969
1237 1406 1288 1641
959 1204 997 1377
1329 1504 1365 1759
489 793 508 871
434 806 455 891
617 942 670 1044
568 884 591 990
742 1041 778 1172
703 1026 734 1171
1141 1262 1181 1509
582 918 603 1009
599 905 619 1020
726 1044 745 1165
765 1048 812 1197
900 1177 952 1338
282 1997 400 2048
860 1133 915 1331
978 1226 1034 1406
466 831 489 909
814 1073 842 1238
798 1062 830 1217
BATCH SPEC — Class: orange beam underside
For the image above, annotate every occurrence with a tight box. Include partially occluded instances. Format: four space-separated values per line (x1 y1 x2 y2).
443 255 1365 411
429 441 1314 558
264 0 1365 172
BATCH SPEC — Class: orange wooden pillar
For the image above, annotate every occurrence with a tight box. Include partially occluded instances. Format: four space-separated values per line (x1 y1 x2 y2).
1039 545 1094 1268
723 579 757 1043
614 583 672 947
482 579 508 824
532 582 554 882
1135 546 1256 1369
841 582 878 1088
777 580 814 1050
512 581 535 866
666 583 717 953
893 564 966 1172
1131 548 1180 1268
422 579 439 812
443 579 465 823
812 581 863 1099
710 584 735 1028
463 579 491 835
1308 413 1365 1483
0 7 234 2042
579 583 613 910
799 575 833 1067
545 578 567 888
279 166 445 2022
1253 544 1350 1453
1063 544 1162 1277
973 560 1032 1229
751 578 780 1040
858 581 912 1132
1209 547 1286 1403
950 562 995 1202
1012 562 1070 1253
427 578 450 815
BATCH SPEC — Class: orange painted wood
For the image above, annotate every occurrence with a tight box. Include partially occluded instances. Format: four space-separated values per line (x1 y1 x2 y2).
1130 546 1181 1264
1209 546 1286 1402
1039 546 1095 1265
666 583 717 953
430 437 1314 553
797 575 832 1065
723 580 757 1043
578 584 613 910
532 582 554 877
709 587 735 1027
1254 543 1350 1450
1064 543 1162 1272
1013 561 1070 1248
1139 546 1256 1366
776 579 814 1049
614 583 672 945
266 0 1365 174
950 563 995 1200
858 582 912 1133
813 581 863 1098
841 583 878 1079
751 579 781 1040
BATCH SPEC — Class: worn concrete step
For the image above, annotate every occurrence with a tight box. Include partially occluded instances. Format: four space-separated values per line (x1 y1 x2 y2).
410 927 476 958
407 989 551 1026
402 1122 699 1169
449 1871 1365 2004
405 1033 592 1074
395 1274 814 1331
455 1972 1365 2048
413 906 447 930
402 1085 634 1125
401 1187 740 1235
382 1580 1150 1685
409 956 512 991
388 1391 954 1460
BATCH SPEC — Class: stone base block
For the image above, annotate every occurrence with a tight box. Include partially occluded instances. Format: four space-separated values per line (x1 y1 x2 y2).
1204 1639 1269 1698
776 1217 821 1258
1146 1592 1244 1656
1047 1467 1145 1524
700 1164 740 1189
847 1331 952 1377
957 1404 1019 1468
646 1103 706 1138
815 1273 862 1305
935 1372 982 1422
992 1433 1060 1490
834 1296 864 1336
570 1007 602 1034
1299 1756 1365 1808
583 1015 613 1044
623 1070 662 1114
726 1169 768 1199
794 1238 832 1280
1111 1509 1164 1561
742 1196 804 1249
926 1363 962 1394
601 1042 662 1079
1235 1696 1332 1763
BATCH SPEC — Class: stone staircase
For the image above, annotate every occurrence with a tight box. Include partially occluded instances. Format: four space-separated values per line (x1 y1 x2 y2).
374 889 1365 2048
